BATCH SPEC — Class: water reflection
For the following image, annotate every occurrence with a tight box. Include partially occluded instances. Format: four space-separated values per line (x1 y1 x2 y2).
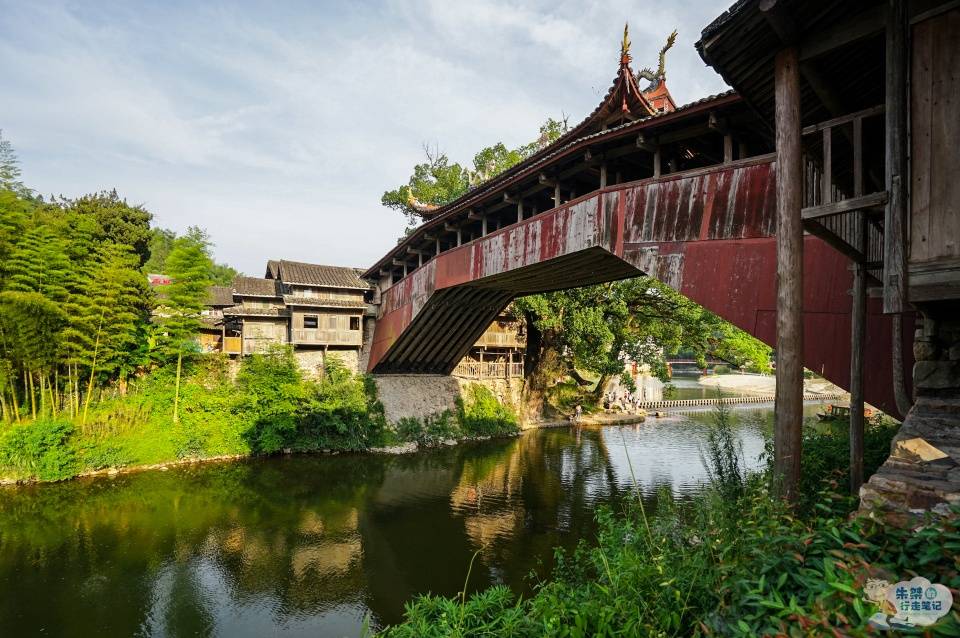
0 408 804 637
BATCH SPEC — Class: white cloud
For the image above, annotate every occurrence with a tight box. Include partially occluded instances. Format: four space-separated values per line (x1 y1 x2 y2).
1 0 731 274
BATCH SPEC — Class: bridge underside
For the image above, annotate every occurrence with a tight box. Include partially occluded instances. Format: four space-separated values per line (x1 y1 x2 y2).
369 159 912 418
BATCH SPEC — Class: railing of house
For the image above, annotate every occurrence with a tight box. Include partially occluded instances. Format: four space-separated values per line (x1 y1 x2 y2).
291 329 363 346
453 361 524 379
800 105 886 268
475 331 525 348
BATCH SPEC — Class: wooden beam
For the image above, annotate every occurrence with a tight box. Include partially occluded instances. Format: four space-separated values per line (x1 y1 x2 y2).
708 111 728 134
466 209 483 221
799 4 887 61
801 104 884 135
883 0 908 314
636 133 657 152
801 191 888 220
774 45 804 501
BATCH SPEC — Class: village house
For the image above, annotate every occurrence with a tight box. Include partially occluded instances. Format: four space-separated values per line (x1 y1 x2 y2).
198 259 527 379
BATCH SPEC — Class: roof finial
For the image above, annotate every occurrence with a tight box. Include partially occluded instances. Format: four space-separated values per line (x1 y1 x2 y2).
621 22 631 64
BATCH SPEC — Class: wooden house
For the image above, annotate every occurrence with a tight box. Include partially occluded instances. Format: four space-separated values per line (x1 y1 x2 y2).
222 276 289 355
453 310 526 380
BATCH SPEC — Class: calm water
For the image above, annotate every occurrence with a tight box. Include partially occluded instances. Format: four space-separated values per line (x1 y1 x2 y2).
0 406 818 637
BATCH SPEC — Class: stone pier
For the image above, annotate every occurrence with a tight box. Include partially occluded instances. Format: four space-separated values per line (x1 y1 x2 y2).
861 305 960 524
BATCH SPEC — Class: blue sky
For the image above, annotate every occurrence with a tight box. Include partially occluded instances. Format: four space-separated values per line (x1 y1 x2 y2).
1 0 731 275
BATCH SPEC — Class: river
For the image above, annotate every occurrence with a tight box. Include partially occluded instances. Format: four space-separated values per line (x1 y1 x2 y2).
0 404 822 637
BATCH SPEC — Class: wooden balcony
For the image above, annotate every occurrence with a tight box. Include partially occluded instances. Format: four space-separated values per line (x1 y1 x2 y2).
474 329 525 349
453 361 524 379
292 328 363 347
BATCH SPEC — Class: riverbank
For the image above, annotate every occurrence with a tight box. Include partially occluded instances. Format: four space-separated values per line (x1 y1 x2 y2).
0 349 520 485
698 372 846 397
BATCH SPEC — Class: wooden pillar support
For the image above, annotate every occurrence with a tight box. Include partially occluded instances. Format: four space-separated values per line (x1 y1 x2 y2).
553 183 561 207
774 46 804 500
600 162 608 189
883 0 908 314
653 146 661 178
850 240 867 495
517 200 523 224
723 134 733 164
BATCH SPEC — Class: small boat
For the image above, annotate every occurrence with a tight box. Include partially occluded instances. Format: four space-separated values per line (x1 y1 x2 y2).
817 402 873 421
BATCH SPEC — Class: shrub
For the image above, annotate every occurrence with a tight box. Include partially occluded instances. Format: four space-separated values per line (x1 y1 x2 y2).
0 419 79 481
456 384 519 437
395 411 458 447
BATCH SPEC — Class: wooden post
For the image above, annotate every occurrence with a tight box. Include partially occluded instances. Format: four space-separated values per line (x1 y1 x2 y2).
600 162 608 189
481 216 488 236
883 0 908 314
822 127 832 205
723 134 733 164
653 146 661 178
850 241 867 495
553 183 561 207
456 228 462 246
517 200 523 224
435 237 441 256
774 46 804 500
418 252 423 268
739 141 748 160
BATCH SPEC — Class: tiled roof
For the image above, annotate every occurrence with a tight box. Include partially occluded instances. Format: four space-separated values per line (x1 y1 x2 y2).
275 260 370 289
265 260 281 279
222 305 289 317
206 285 234 307
283 295 365 309
232 276 282 298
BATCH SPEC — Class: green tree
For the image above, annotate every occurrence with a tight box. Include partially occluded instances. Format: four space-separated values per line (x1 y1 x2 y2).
156 232 214 360
381 118 569 226
61 243 153 380
0 130 29 196
143 227 176 274
2 226 71 301
65 190 153 265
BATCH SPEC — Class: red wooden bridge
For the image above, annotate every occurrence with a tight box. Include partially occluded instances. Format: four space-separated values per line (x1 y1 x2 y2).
363 34 912 419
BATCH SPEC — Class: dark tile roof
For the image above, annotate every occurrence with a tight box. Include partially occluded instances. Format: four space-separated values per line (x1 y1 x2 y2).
206 285 235 307
282 295 366 309
276 260 370 289
222 305 289 317
265 260 281 279
232 276 282 298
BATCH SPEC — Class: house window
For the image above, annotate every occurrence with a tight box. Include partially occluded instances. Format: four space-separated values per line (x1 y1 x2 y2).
350 316 360 331
303 315 318 329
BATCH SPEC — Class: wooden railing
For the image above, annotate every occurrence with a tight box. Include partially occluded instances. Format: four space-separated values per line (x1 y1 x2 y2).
800 105 886 266
475 331 525 348
292 329 362 346
453 361 524 379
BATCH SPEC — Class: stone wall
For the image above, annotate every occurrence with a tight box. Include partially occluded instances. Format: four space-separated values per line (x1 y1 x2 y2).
861 307 960 523
294 349 361 378
454 376 523 417
373 374 463 424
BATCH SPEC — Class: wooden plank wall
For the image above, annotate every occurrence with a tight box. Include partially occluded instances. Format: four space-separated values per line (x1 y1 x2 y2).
911 8 960 265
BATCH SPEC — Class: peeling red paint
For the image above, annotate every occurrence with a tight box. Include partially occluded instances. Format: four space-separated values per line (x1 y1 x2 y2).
368 156 911 417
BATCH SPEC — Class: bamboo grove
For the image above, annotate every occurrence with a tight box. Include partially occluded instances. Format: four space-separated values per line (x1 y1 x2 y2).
0 132 235 426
